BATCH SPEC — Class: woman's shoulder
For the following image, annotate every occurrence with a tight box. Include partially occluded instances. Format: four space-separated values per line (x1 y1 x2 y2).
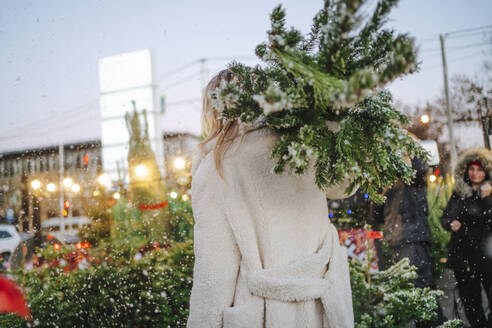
219 127 280 177
191 126 279 183
191 150 223 201
234 126 278 154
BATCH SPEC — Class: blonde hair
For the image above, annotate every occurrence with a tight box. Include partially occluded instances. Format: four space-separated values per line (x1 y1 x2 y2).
199 69 242 177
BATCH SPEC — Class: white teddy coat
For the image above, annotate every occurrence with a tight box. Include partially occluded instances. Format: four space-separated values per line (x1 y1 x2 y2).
187 126 354 328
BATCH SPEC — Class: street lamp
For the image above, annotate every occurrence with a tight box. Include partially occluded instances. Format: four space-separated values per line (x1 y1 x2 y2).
170 191 178 199
112 192 121 200
71 184 80 193
173 157 186 170
47 183 56 192
63 177 73 188
98 173 111 187
31 179 41 190
420 114 430 124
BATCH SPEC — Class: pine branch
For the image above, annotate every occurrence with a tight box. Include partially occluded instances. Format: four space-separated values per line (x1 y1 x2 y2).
213 1 425 204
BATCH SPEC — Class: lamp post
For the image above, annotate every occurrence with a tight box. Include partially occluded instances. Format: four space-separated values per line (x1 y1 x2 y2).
420 114 430 124
29 179 41 232
58 145 65 235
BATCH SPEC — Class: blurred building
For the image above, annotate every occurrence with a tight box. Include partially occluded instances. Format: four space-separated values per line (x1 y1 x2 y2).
0 141 102 233
163 132 200 191
0 132 199 233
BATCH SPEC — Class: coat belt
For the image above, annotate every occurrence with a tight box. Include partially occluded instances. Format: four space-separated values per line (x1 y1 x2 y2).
245 226 337 302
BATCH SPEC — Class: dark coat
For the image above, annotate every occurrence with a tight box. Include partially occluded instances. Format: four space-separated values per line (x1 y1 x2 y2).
440 148 492 273
374 157 431 247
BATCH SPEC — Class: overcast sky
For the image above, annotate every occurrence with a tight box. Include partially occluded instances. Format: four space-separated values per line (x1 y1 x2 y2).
0 0 491 153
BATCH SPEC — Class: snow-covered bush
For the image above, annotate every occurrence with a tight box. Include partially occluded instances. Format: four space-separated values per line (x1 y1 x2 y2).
0 240 194 328
351 257 444 327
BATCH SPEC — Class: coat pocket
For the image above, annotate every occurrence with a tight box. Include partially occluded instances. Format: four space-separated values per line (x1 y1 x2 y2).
223 301 263 328
223 305 250 328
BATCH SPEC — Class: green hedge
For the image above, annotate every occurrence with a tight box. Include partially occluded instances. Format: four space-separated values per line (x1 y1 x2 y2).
0 241 194 328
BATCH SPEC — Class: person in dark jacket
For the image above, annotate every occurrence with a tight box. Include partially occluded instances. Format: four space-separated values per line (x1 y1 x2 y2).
374 156 445 327
441 148 492 328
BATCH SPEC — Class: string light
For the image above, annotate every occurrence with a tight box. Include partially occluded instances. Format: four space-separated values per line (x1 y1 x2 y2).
420 114 430 124
47 183 56 192
31 179 41 190
135 164 148 178
63 178 73 188
173 157 186 169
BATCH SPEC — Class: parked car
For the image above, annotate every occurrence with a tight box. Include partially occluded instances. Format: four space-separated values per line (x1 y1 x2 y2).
10 233 66 271
0 224 22 269
41 216 91 244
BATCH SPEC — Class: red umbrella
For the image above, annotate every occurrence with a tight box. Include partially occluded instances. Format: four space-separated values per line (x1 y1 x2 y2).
0 275 31 319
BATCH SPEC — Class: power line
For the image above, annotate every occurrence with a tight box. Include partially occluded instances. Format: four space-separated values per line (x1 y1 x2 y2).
419 37 439 44
158 71 201 92
422 42 491 53
2 55 257 144
419 25 492 43
1 95 203 142
447 30 492 40
445 24 492 37
447 42 491 51
206 56 257 62
0 99 100 139
424 50 487 71
157 60 201 82
166 98 201 106
447 50 489 65
157 56 256 83
0 115 101 142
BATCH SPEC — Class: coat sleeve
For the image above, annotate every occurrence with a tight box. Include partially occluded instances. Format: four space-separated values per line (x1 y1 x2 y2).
440 192 461 231
187 186 241 328
479 194 492 228
322 224 354 327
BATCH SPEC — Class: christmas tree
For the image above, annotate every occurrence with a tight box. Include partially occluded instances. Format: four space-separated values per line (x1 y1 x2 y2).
123 103 170 243
351 257 462 327
211 0 427 203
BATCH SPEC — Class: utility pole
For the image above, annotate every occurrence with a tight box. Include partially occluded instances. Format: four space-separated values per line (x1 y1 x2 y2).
58 144 65 235
440 34 458 175
478 101 491 149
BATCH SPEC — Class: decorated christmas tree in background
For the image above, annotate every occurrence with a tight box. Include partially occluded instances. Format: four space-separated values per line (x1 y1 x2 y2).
211 0 427 203
113 103 170 244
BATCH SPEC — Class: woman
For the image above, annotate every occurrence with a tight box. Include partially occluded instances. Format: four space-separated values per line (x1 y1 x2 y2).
441 148 492 328
187 70 355 328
